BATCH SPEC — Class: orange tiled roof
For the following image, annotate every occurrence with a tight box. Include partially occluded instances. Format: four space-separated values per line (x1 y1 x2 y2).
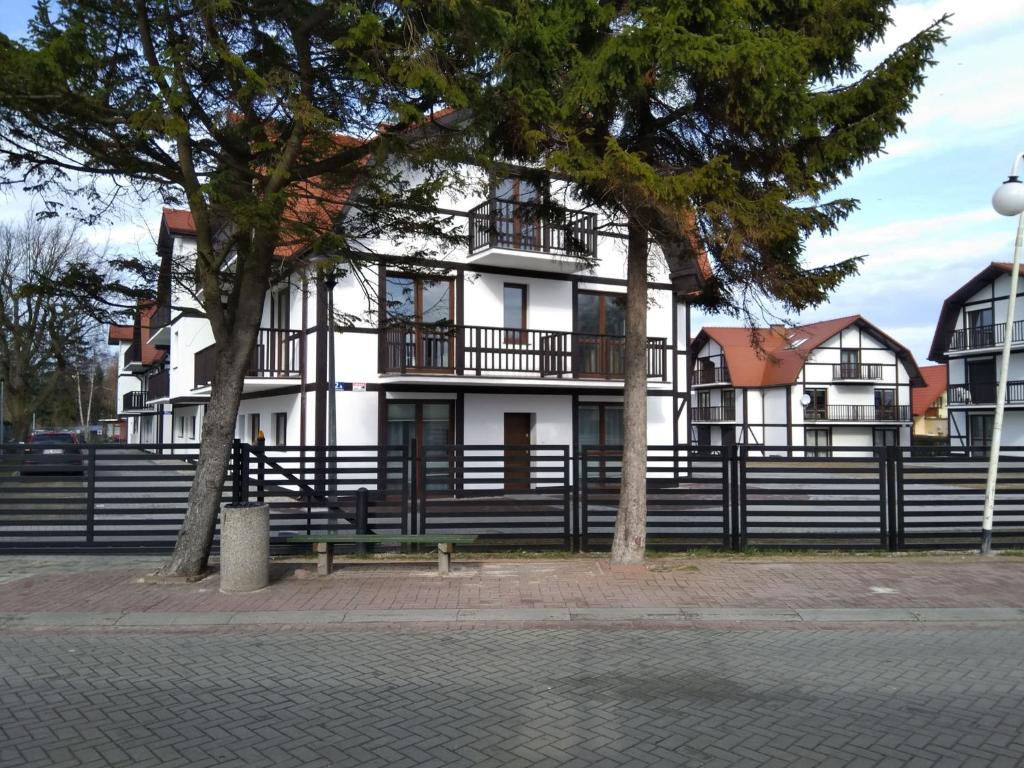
694 315 924 388
912 364 947 416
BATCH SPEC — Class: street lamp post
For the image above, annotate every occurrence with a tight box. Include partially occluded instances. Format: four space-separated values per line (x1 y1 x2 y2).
981 151 1024 555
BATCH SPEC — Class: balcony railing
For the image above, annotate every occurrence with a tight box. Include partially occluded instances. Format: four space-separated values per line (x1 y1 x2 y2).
693 365 730 385
194 328 302 388
948 381 1024 405
381 323 668 381
804 404 910 422
948 320 1024 352
146 369 169 402
691 405 736 422
468 198 598 260
832 363 882 380
122 391 153 413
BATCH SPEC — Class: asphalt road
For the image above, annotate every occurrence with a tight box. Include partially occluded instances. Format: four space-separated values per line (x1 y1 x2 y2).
2 625 1023 767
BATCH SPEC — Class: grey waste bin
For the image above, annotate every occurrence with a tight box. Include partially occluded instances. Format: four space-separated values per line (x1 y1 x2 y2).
220 502 270 593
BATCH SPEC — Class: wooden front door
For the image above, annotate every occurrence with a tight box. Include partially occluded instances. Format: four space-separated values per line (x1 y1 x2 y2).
504 413 532 492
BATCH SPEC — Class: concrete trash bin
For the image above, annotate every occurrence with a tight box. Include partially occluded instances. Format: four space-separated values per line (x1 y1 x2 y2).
220 502 270 593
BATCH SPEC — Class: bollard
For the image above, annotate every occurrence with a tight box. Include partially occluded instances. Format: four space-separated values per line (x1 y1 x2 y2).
220 502 270 593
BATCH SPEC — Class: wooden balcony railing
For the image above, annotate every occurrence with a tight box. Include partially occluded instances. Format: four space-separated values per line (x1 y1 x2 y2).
948 320 1024 352
468 198 598 260
194 328 301 388
145 370 169 402
124 340 142 367
804 404 910 422
948 381 1024 405
832 363 883 380
691 405 736 422
381 323 668 380
693 365 730 385
122 391 153 412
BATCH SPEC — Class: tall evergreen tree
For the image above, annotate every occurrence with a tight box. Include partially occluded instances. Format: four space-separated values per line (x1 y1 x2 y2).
0 0 497 575
489 0 948 562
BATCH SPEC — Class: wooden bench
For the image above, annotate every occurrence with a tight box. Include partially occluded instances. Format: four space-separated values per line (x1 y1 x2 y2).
287 534 479 575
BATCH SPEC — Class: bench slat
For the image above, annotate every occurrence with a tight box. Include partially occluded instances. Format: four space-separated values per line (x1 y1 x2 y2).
287 534 478 544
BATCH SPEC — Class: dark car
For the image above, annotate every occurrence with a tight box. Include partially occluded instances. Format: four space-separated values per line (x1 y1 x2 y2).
22 431 85 476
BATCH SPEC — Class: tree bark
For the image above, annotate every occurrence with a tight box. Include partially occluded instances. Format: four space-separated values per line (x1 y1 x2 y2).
611 219 648 564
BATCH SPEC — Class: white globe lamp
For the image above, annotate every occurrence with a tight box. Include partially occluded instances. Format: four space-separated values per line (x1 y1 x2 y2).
992 175 1024 217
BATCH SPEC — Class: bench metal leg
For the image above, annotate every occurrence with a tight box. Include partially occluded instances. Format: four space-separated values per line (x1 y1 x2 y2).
316 542 334 576
438 543 453 575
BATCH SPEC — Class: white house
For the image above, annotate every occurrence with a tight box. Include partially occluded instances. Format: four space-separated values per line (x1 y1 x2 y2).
929 262 1024 451
111 162 707 477
688 315 922 455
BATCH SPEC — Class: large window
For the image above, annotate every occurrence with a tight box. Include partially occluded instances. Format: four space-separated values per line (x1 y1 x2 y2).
839 348 860 378
503 284 527 343
969 414 994 450
385 275 454 371
967 307 995 347
806 428 831 458
386 401 453 491
579 403 624 483
873 428 898 448
576 291 626 377
804 388 827 420
494 177 542 250
874 388 896 419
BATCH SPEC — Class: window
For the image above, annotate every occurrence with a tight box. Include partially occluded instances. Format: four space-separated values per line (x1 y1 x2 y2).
874 388 896 419
695 425 712 446
804 388 827 420
873 428 898 448
494 176 542 250
576 291 626 377
579 403 624 483
839 349 860 378
967 307 994 347
722 389 736 417
273 412 288 446
384 275 455 370
249 413 261 443
806 428 831 458
503 284 527 343
967 358 996 404
386 401 453 491
969 414 994 449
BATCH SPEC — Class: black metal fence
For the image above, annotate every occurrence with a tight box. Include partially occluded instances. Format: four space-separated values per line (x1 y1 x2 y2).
1 441 1023 554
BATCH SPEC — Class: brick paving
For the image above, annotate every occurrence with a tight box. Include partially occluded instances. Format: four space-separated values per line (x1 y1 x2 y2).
1 554 1024 615
2 625 1024 767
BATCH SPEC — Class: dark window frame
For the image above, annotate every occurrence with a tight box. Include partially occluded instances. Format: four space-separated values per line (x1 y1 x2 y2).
503 283 528 344
805 427 831 458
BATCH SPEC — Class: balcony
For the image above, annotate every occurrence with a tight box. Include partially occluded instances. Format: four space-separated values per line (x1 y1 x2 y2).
146 369 169 403
804 404 910 422
948 320 1024 353
467 198 598 272
693 365 730 386
691 405 736 422
832 363 882 381
381 323 668 381
122 340 147 372
948 381 1024 406
194 328 301 390
121 391 154 413
148 303 172 347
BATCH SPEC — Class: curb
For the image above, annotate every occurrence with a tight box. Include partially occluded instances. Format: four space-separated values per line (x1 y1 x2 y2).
2 606 1024 629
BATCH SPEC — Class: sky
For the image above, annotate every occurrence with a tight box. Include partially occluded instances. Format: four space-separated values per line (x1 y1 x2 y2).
1 0 1023 366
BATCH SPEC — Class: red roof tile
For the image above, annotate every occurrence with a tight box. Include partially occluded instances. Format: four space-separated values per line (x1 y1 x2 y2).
107 324 133 344
912 364 947 416
694 315 924 387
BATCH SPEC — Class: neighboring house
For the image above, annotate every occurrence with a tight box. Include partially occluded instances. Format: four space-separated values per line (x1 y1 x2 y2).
111 166 707 475
929 262 1024 451
911 364 948 440
109 304 169 444
688 315 923 455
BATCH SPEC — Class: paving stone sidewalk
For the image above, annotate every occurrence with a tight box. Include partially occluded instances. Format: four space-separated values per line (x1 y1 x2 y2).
2 554 1024 627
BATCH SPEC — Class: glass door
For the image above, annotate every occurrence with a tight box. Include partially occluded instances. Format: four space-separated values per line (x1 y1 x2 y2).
494 177 541 250
385 276 454 371
575 291 626 377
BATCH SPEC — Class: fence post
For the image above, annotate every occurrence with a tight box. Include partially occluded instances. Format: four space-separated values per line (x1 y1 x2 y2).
893 446 906 551
231 439 243 504
885 446 900 552
255 433 266 504
877 447 889 551
720 449 732 550
579 449 589 552
737 445 748 550
562 447 572 551
356 486 369 554
239 443 250 504
409 437 419 536
85 445 96 544
727 445 743 552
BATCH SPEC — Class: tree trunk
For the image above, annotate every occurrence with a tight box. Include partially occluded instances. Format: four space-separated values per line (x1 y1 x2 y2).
161 339 255 576
611 219 648 564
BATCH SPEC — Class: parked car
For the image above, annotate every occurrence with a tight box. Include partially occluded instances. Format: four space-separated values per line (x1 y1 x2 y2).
21 431 85 475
